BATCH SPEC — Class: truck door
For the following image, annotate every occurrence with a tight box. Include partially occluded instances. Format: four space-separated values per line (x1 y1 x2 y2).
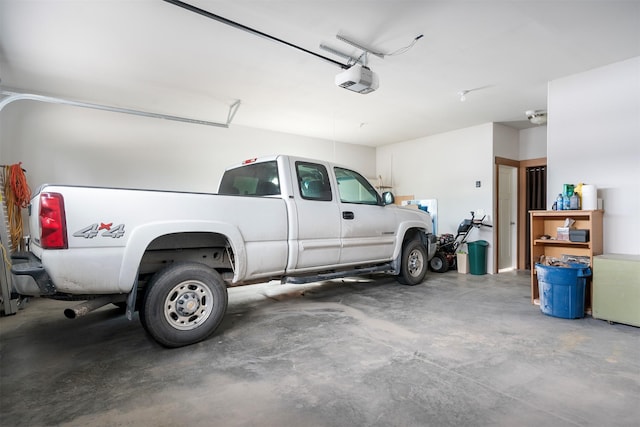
289 161 341 269
334 167 397 264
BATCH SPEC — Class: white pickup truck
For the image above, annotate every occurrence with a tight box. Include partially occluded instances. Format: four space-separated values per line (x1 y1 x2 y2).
11 155 436 347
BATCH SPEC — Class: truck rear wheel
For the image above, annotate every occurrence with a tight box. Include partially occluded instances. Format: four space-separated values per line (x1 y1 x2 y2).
398 239 428 285
140 262 228 348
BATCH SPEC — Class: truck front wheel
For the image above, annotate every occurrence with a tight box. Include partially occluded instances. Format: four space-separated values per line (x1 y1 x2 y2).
140 262 228 348
398 239 428 285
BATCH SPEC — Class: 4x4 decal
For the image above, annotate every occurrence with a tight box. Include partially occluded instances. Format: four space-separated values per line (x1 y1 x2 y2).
73 223 125 239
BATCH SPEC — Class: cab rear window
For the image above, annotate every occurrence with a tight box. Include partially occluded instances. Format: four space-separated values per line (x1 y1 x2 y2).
219 161 280 196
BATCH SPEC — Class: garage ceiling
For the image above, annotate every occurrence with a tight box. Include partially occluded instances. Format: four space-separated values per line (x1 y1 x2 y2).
1 0 639 146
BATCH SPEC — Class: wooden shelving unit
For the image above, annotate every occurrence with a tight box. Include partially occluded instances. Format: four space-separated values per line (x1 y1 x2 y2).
529 210 604 310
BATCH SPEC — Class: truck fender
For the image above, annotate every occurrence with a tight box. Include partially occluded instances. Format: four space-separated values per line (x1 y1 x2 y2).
117 220 247 293
390 225 434 276
393 221 432 260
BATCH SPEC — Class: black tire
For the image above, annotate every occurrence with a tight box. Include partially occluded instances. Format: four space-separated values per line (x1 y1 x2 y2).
140 262 228 348
397 239 428 285
429 251 449 273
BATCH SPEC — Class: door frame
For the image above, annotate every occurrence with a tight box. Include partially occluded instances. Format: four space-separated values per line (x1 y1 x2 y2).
494 157 519 273
494 156 547 272
517 157 547 270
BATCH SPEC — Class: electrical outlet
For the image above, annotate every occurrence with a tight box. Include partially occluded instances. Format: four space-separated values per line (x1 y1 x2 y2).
475 181 481 188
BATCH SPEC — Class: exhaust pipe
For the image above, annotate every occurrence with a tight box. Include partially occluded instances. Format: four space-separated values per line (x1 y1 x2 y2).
64 295 125 319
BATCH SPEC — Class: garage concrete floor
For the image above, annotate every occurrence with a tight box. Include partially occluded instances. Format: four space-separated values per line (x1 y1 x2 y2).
1 270 639 426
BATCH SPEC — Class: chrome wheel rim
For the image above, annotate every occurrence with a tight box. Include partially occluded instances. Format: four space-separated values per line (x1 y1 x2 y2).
408 249 425 277
163 280 214 331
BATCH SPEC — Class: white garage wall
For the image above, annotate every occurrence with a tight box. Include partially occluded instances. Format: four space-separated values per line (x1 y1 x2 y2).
0 101 375 193
376 123 496 272
493 123 519 160
547 56 640 255
519 126 547 160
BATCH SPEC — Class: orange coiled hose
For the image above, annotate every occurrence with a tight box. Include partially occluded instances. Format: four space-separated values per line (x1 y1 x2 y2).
8 163 31 209
3 163 31 250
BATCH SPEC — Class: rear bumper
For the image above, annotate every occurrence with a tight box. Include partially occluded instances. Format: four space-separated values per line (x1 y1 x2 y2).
10 252 56 296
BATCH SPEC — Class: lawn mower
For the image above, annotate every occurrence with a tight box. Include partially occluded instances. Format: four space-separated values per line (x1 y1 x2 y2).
429 211 492 273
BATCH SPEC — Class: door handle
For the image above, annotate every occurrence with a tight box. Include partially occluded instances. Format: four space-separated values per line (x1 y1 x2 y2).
342 211 355 220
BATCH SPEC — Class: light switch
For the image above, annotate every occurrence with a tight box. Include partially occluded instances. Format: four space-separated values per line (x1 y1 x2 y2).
476 181 481 188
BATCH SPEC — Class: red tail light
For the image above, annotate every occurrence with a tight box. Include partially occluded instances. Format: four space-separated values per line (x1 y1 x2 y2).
40 192 68 249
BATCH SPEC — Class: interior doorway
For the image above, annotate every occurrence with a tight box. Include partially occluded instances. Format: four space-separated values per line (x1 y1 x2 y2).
495 157 547 273
498 164 517 271
522 163 547 269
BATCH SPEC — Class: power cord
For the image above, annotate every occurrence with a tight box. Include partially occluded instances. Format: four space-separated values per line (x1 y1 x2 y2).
386 34 424 57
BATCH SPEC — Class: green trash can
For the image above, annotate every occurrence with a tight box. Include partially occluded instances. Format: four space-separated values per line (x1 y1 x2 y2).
468 240 489 275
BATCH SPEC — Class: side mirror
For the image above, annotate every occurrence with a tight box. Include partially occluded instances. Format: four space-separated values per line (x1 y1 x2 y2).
382 191 395 206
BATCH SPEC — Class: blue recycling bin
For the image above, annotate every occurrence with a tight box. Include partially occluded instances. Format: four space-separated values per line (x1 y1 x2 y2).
535 263 591 319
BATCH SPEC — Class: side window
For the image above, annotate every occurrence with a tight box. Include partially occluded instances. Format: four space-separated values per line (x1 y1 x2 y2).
296 162 332 201
334 167 380 205
218 161 280 196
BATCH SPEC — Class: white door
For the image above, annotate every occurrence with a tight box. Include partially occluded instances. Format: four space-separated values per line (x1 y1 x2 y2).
498 165 517 271
334 167 397 264
290 161 342 270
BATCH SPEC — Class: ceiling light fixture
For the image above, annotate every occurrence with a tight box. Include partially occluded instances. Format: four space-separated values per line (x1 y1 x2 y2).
457 85 493 102
526 109 547 125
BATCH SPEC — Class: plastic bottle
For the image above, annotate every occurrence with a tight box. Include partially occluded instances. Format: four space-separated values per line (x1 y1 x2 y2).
556 194 564 210
563 194 570 210
574 183 583 210
570 192 579 210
